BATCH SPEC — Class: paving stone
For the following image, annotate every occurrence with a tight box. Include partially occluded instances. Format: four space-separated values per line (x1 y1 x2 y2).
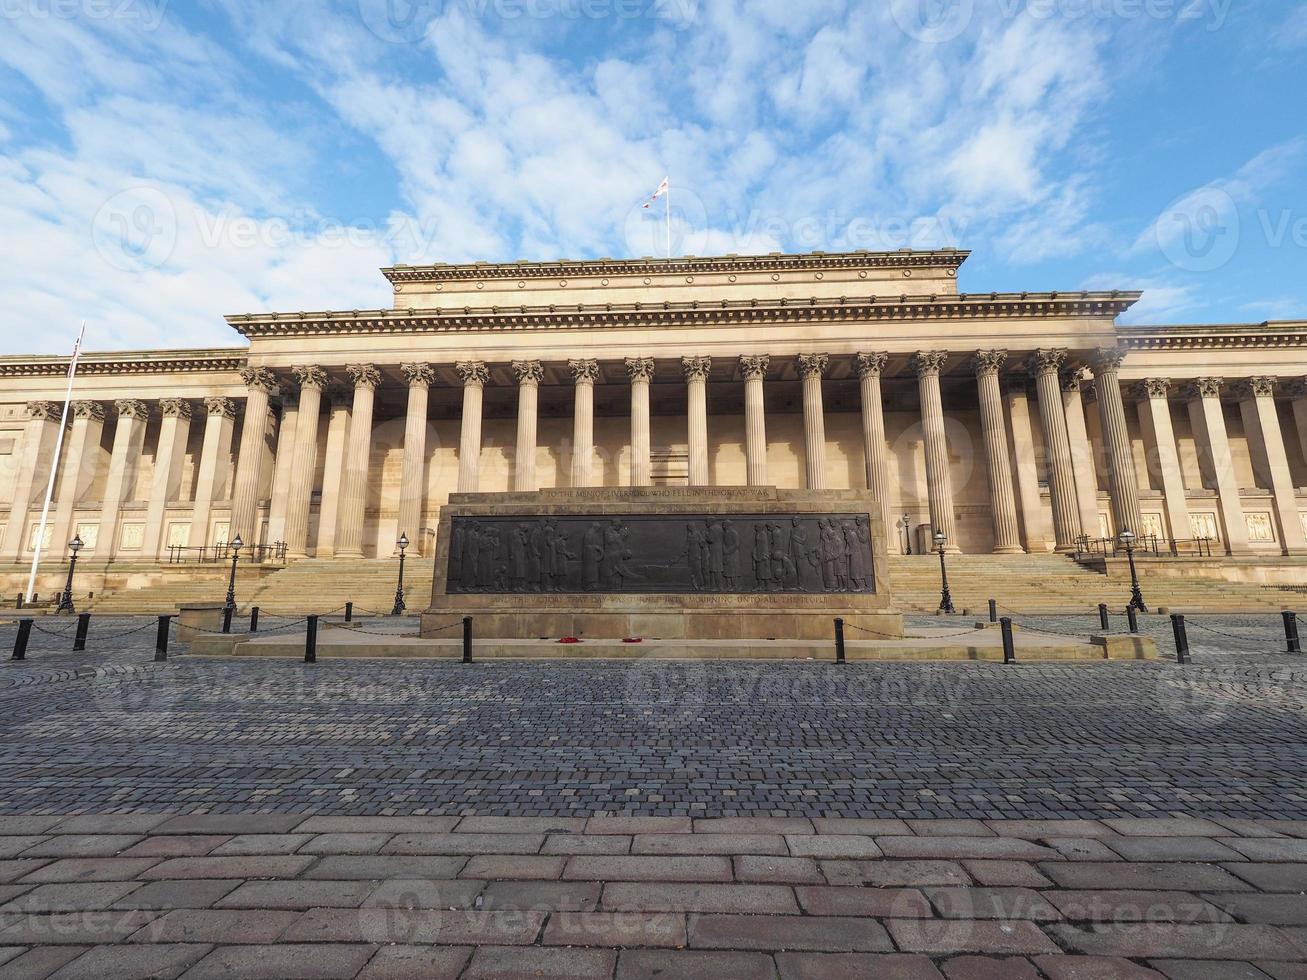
690 913 894 952
140 856 314 880
603 881 799 914
1215 820 1292 839
824 859 970 888
795 885 931 917
461 854 564 880
2 881 143 913
908 820 995 837
305 855 467 880
291 816 460 834
887 918 1062 956
1101 837 1244 862
1033 955 1167 978
694 818 814 834
461 946 614 979
774 952 945 979
923 887 1061 921
1041 863 1251 892
295 833 393 855
1045 890 1231 924
183 943 376 979
18 858 162 883
1049 923 1302 960
46 943 211 980
0 818 62 836
961 861 1053 888
540 834 630 855
364 878 484 910
51 816 172 835
281 907 546 945
633 833 786 856
810 819 913 836
734 855 825 885
382 833 544 855
16 836 143 859
0 838 48 860
481 880 600 911
209 834 315 856
542 910 686 948
1224 865 1307 893
0 861 50 884
880 837 1059 861
355 945 471 980
617 949 778 979
215 880 379 909
1100 819 1228 838
1047 839 1125 862
0 946 88 980
1146 960 1274 979
941 955 1041 979
454 816 587 835
1259 963 1307 980
1223 839 1307 862
1227 894 1307 924
584 816 693 835
564 855 733 882
986 820 1113 839
111 880 239 910
132 908 301 943
117 836 230 858
0 946 22 967
151 815 305 835
0 910 161 944
786 836 883 859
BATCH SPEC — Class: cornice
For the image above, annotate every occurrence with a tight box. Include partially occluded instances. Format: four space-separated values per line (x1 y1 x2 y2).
381 248 971 284
0 348 247 378
226 292 1140 339
1119 321 1307 351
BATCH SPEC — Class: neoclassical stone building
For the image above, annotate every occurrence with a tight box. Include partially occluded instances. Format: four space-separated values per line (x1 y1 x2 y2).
2 248 1305 567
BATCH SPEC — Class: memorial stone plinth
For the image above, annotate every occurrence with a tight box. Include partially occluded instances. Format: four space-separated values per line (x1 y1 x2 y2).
422 487 902 641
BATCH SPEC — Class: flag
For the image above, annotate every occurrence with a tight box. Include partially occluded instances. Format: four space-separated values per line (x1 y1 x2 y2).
642 177 669 209
66 324 85 378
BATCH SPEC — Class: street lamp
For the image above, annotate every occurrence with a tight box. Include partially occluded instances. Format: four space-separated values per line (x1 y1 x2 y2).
224 535 244 614
391 533 409 616
1120 528 1148 613
934 530 955 614
899 514 913 555
56 535 83 614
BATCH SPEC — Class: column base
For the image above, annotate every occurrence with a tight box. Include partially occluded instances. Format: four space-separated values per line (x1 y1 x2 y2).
992 546 1026 555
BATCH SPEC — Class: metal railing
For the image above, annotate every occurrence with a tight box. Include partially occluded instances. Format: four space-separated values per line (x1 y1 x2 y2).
166 542 289 565
1073 536 1216 560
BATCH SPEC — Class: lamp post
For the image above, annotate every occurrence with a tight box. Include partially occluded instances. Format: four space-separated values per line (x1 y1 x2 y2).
1120 528 1148 613
391 533 409 616
56 535 83 614
934 530 955 614
899 514 913 555
224 535 244 614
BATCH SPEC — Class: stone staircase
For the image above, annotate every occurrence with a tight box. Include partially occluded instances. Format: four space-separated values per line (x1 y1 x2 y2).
239 557 436 616
85 565 284 614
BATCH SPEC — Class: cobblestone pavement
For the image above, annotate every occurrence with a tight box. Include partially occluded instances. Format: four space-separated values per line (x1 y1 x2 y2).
0 815 1306 978
1 613 1306 821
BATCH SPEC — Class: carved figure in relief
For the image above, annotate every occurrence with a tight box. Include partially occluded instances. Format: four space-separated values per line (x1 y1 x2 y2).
527 522 545 591
851 518 872 591
546 520 572 592
842 521 865 591
449 523 465 586
722 522 740 590
753 523 773 591
509 524 530 592
478 526 499 589
768 523 795 591
582 523 604 590
685 524 704 590
461 522 481 590
706 521 725 590
818 519 843 591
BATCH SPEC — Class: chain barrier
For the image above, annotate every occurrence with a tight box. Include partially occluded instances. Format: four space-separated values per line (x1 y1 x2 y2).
1184 617 1287 655
78 620 163 641
29 620 81 637
425 620 462 633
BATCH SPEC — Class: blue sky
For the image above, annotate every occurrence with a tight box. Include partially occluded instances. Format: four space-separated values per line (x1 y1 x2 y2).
1 0 1304 354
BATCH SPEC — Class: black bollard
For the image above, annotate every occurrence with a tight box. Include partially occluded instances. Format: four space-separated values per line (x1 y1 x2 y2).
1171 613 1190 664
305 614 318 663
1000 617 1016 664
249 607 260 633
221 606 233 635
15 593 23 610
1284 612 1301 654
988 599 997 624
462 616 473 664
1126 605 1138 634
345 602 353 623
11 619 32 661
154 615 171 662
834 617 846 664
1098 603 1110 631
74 612 90 651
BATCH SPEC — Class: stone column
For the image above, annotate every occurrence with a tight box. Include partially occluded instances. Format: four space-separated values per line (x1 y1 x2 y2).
1290 380 1307 470
266 396 298 546
455 361 488 493
400 363 435 547
284 365 326 559
1029 349 1083 551
856 353 892 549
1135 379 1192 543
913 351 959 551
1090 348 1144 539
797 353 829 491
140 400 190 558
683 356 711 486
187 397 237 548
1006 385 1052 552
1 402 61 560
1061 371 1102 537
974 351 1023 554
511 360 542 492
569 359 599 488
335 363 380 558
229 367 277 544
51 401 106 554
97 399 150 558
1184 378 1249 554
626 357 655 487
740 355 770 487
1236 377 1307 555
313 388 351 558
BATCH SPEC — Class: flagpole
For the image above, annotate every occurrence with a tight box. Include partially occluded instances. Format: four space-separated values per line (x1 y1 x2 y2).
25 321 85 605
664 178 672 259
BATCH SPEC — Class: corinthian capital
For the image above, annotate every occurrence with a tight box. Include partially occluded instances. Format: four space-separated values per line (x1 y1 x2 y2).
568 359 600 384
738 354 769 380
401 362 435 388
239 366 278 393
511 360 543 385
25 401 59 421
1136 378 1170 401
625 357 656 382
114 399 150 421
973 350 1007 377
1184 377 1223 400
347 363 381 390
1028 348 1067 376
855 352 888 379
682 355 712 381
1090 346 1126 375
72 400 106 421
292 365 327 390
158 398 191 420
1061 369 1086 393
1249 376 1277 398
912 351 948 378
796 353 829 381
455 360 489 386
204 396 237 420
